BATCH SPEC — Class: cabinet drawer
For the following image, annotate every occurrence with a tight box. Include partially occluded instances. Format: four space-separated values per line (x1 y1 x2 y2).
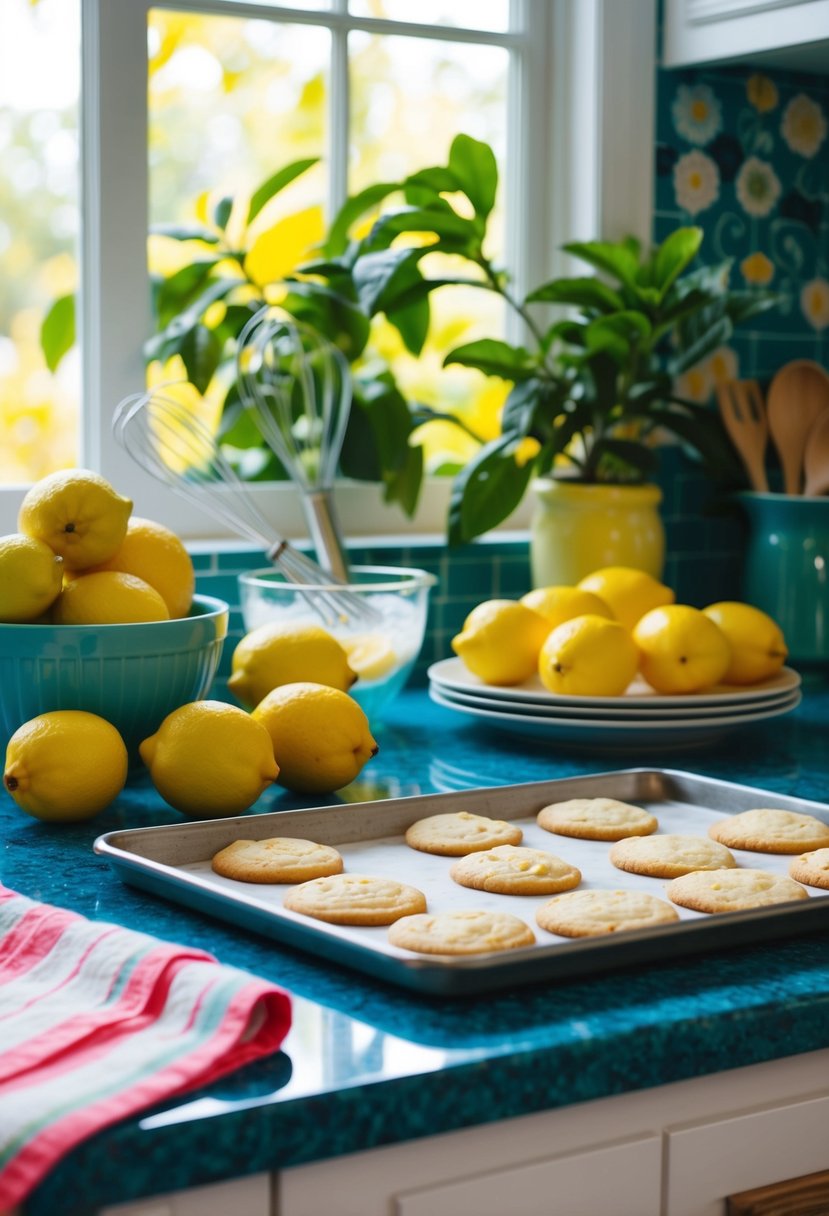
392 1133 662 1216
666 1092 829 1216
98 1173 270 1216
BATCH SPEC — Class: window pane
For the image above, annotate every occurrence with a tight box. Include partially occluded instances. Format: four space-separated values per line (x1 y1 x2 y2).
0 0 80 482
349 32 509 471
349 0 510 32
148 11 328 224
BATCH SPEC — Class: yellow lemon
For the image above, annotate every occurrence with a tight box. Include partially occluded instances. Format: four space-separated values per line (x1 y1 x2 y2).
451 599 552 686
4 710 128 822
139 700 279 818
702 601 788 685
228 623 356 709
52 572 170 624
252 682 378 794
538 614 639 697
521 585 613 629
577 566 675 631
633 604 731 694
0 533 64 622
82 516 195 619
18 469 133 570
341 633 397 682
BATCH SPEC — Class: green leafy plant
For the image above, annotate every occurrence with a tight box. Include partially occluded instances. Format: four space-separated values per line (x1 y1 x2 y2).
314 134 780 543
41 135 779 545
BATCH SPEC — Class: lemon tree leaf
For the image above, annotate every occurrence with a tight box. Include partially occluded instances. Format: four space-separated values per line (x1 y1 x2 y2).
448 133 498 219
448 435 534 544
41 293 75 372
444 339 536 381
246 157 319 226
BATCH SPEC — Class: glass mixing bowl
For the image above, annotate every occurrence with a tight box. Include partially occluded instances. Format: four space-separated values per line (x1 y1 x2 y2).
238 565 436 724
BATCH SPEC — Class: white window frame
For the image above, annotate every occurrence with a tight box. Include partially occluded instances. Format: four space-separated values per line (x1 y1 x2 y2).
1 0 656 542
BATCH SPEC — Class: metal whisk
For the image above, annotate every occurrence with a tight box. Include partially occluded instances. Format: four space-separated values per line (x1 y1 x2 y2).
236 308 352 582
112 388 378 629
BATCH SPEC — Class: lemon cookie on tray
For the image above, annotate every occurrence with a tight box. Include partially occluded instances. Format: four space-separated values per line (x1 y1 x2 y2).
212 837 343 885
537 797 658 842
389 909 535 955
610 834 736 879
708 808 829 854
405 811 522 856
536 889 679 938
667 869 809 913
283 874 426 926
450 846 581 896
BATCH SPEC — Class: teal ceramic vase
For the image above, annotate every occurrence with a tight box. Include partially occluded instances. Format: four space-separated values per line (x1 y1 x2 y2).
738 492 829 668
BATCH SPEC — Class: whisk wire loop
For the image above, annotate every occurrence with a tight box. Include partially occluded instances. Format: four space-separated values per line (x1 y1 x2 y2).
112 388 379 630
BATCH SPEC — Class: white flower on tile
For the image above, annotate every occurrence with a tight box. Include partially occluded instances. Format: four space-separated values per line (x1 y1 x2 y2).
672 84 722 146
735 156 781 218
801 278 829 331
673 150 720 216
781 94 828 158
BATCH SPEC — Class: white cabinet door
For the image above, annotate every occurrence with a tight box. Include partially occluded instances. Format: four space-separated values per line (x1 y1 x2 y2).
392 1134 662 1216
663 0 829 68
666 1091 829 1216
97 1172 271 1216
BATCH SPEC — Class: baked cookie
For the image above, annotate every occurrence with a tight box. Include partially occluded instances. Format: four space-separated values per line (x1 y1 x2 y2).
667 868 809 913
610 834 736 879
536 888 679 938
283 874 426 926
450 845 581 896
388 909 535 955
788 848 829 891
537 797 658 842
708 808 829 855
404 811 522 856
212 836 343 884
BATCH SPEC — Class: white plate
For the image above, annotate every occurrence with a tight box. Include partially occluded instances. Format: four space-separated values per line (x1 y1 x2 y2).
431 682 801 721
428 658 801 710
428 685 802 751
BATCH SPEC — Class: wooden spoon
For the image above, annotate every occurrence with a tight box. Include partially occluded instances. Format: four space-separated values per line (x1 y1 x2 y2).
802 410 829 496
715 380 769 492
766 360 829 495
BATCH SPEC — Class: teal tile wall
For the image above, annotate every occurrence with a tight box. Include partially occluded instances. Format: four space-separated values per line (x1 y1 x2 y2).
194 448 743 691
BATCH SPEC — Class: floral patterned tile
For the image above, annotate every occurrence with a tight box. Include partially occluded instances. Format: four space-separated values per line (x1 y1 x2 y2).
655 63 828 385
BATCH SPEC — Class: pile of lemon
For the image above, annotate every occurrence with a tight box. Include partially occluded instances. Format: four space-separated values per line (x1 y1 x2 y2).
1 469 380 826
0 467 194 624
452 566 788 698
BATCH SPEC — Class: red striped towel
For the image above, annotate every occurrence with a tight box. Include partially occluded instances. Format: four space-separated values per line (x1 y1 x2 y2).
0 884 292 1210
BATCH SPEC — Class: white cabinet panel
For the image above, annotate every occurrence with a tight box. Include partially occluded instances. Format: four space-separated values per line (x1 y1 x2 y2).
663 0 829 67
98 1172 270 1216
666 1092 829 1216
392 1135 662 1216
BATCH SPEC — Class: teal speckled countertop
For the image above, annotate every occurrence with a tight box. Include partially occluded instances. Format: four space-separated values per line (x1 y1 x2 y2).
6 683 829 1215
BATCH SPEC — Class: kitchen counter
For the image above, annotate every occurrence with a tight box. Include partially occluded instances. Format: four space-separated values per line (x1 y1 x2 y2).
5 680 829 1215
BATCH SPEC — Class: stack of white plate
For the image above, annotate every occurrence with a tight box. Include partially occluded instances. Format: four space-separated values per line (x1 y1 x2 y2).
427 658 802 752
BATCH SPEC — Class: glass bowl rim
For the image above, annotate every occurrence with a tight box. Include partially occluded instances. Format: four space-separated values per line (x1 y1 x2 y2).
238 564 437 594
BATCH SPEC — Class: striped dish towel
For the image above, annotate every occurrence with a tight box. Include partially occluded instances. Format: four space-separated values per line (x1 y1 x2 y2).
0 884 292 1210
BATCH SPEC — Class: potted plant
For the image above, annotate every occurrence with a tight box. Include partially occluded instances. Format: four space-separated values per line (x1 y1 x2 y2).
43 137 776 581
314 134 779 583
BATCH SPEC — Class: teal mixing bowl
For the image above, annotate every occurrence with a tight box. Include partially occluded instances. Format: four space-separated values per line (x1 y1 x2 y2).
0 594 228 754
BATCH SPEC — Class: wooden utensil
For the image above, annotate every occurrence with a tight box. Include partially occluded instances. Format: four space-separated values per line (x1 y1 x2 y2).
766 360 829 495
716 380 769 492
802 410 829 496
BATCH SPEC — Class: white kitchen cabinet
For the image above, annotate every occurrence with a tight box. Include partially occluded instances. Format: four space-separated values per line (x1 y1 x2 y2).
278 1047 829 1216
97 1172 270 1216
663 0 829 70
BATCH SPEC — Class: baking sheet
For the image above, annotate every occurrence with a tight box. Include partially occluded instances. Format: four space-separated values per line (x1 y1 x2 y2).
94 769 829 995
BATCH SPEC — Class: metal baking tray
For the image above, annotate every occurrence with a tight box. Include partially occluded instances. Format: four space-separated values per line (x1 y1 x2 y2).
94 769 829 996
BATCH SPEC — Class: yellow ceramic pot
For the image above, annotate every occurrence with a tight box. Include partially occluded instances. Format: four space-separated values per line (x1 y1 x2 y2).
530 479 665 588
